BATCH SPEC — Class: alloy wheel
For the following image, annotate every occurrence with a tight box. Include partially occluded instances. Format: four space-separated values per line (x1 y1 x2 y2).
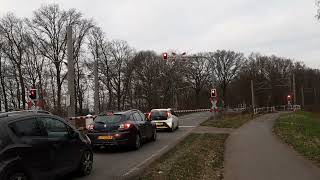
9 173 27 180
81 151 93 175
135 134 141 149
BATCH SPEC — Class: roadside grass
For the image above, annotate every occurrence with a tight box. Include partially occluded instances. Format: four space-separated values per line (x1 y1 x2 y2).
201 113 255 129
139 133 228 180
274 111 320 166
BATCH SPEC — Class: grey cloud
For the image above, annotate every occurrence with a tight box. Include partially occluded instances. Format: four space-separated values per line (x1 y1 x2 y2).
0 0 319 68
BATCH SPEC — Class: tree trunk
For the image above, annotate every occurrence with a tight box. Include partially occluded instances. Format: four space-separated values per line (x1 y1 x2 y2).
0 62 8 111
0 78 8 111
15 75 21 109
222 83 227 108
18 66 26 109
195 88 201 109
117 92 121 111
56 66 62 114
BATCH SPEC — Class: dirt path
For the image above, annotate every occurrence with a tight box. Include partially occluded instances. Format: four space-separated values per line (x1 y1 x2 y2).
224 113 320 180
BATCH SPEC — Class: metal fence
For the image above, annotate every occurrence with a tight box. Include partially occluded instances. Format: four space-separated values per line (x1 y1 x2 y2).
253 107 276 115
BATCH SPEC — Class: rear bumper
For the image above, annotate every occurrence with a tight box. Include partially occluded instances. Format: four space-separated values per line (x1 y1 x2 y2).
152 120 172 129
87 131 135 147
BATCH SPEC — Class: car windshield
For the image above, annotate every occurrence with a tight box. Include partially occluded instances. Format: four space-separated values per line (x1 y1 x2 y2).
150 111 168 120
94 114 124 124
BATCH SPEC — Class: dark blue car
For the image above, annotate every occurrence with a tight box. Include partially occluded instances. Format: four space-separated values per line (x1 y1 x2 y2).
0 110 93 180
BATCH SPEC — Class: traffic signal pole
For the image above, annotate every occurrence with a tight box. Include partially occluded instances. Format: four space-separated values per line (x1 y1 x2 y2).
67 26 75 117
251 80 255 110
94 52 99 115
293 74 296 105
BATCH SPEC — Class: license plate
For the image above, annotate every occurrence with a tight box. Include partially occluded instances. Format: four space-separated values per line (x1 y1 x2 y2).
98 136 113 140
156 123 163 126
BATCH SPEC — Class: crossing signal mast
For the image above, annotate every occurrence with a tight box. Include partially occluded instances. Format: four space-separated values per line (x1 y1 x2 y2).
287 94 293 106
28 89 37 110
162 52 168 61
162 52 187 62
29 89 37 100
211 89 217 98
28 88 45 110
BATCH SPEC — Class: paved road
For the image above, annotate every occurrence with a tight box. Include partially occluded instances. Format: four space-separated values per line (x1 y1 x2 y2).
224 113 320 180
67 112 211 180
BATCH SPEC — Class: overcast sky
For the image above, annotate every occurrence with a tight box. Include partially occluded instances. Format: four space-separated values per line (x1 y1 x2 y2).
1 0 320 68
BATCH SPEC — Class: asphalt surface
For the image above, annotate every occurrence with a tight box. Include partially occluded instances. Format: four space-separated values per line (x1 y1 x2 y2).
67 111 211 180
224 113 320 180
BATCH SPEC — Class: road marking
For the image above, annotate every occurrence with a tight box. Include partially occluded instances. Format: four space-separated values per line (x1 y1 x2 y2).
179 126 196 128
123 145 169 177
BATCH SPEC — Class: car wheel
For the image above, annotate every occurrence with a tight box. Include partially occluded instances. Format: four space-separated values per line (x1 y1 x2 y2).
77 150 93 176
4 167 28 180
133 134 141 150
151 129 157 141
170 123 175 132
8 172 28 180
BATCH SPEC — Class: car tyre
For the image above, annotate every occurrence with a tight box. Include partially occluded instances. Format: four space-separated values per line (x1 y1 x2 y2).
77 150 93 176
133 134 141 150
151 129 157 141
4 167 28 180
170 123 175 132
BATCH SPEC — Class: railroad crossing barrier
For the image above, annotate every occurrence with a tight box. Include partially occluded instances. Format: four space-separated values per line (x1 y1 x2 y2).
232 107 247 112
67 114 96 128
175 109 210 113
275 105 301 111
254 106 276 115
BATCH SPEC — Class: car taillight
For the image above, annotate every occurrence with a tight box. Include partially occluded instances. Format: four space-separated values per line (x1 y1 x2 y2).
147 112 151 120
119 123 132 130
87 124 94 130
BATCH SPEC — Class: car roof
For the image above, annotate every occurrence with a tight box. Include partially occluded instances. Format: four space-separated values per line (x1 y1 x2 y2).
0 110 53 123
98 109 141 116
151 108 171 111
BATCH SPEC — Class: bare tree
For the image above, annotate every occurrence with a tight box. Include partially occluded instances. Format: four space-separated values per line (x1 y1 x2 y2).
72 19 94 115
131 51 163 109
88 27 112 110
108 40 134 110
184 53 211 108
28 4 83 114
208 50 245 106
0 14 29 109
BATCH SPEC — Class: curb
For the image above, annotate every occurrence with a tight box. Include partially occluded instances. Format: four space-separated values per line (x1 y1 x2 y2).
123 112 211 180
123 128 194 180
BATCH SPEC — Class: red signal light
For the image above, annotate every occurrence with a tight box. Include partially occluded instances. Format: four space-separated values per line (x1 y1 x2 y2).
29 89 37 100
162 52 168 60
211 89 217 98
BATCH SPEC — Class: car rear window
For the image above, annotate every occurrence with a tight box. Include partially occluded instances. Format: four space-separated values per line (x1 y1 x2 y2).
150 110 168 120
94 114 124 124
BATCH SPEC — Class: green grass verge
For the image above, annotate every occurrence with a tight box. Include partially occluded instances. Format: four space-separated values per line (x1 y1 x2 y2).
274 111 320 166
139 133 228 180
201 113 254 129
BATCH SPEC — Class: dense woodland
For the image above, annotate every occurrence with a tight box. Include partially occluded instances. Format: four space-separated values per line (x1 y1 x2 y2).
1 4 320 116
